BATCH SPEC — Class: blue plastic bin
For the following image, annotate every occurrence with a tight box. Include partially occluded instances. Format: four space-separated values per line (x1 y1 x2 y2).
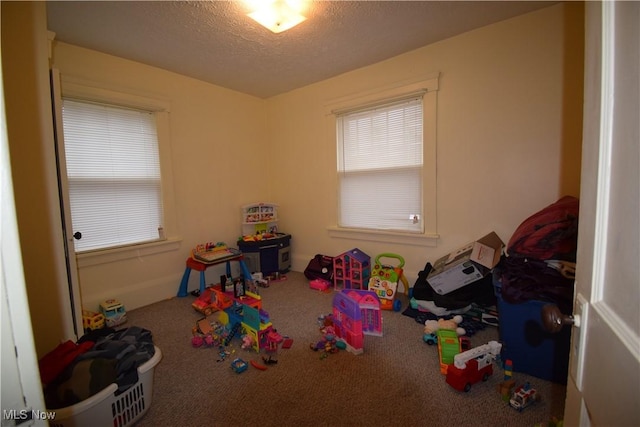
493 268 571 384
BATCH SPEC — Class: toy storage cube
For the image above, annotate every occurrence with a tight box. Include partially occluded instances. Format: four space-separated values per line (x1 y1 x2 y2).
493 271 571 384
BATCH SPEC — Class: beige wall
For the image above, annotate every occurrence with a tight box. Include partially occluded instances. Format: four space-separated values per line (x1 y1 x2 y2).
2 1 72 356
50 43 271 314
269 2 584 280
3 2 583 357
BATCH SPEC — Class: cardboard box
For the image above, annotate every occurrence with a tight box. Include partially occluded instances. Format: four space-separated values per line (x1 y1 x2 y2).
427 231 504 295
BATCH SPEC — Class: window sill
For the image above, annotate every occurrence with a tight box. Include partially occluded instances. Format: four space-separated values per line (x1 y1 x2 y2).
327 226 438 247
77 237 183 268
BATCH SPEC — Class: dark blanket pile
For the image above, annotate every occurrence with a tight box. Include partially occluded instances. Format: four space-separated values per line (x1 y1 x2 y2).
43 326 155 409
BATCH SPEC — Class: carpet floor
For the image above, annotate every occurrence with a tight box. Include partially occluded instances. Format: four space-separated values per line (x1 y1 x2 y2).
128 271 567 427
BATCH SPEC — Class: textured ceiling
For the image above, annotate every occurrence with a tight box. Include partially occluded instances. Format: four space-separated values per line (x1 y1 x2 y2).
47 1 558 99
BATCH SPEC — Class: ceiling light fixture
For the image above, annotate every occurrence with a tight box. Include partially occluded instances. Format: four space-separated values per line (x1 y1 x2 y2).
246 0 307 34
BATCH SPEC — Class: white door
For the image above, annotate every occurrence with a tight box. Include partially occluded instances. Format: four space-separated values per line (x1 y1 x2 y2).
50 68 84 338
563 2 639 426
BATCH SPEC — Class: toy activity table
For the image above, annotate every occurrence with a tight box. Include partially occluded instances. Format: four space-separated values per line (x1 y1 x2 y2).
177 251 253 297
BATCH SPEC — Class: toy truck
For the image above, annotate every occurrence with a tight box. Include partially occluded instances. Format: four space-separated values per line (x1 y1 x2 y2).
99 299 127 328
82 310 105 333
445 340 502 392
509 383 540 411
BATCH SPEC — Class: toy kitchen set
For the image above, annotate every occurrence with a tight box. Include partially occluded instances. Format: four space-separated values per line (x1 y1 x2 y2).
237 202 291 277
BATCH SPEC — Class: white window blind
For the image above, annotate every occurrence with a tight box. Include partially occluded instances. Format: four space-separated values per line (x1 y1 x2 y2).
337 96 423 233
61 98 164 252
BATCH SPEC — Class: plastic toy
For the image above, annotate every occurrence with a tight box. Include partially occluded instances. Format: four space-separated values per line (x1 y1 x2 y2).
509 383 540 411
82 310 105 333
310 315 342 358
424 332 469 349
331 289 382 355
191 278 280 354
99 299 127 328
498 359 516 401
309 278 331 291
230 358 248 373
251 272 270 288
445 340 502 392
250 360 268 370
436 329 461 374
310 330 340 358
262 329 283 364
266 272 287 282
191 335 204 348
367 253 408 311
241 334 255 350
195 318 210 335
191 242 239 264
281 337 293 349
190 315 225 349
178 247 253 298
192 286 234 316
333 248 371 291
217 348 232 362
191 334 218 348
424 315 466 337
423 332 438 345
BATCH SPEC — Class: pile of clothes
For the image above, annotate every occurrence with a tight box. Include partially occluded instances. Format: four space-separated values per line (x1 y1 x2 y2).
407 196 579 322
39 326 155 409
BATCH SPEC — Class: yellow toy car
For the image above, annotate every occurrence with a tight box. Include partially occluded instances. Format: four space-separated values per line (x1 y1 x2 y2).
82 310 106 333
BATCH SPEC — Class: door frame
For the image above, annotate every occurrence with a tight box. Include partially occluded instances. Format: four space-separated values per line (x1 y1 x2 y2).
50 67 84 340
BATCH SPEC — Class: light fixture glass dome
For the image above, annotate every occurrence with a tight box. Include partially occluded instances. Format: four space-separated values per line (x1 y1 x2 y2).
246 0 307 34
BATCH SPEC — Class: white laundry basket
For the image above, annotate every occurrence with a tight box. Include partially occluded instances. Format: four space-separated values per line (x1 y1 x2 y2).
48 346 162 427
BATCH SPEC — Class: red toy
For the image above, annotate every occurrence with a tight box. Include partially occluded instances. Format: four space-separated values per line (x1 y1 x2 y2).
445 341 502 392
250 360 268 370
309 278 331 291
192 286 234 316
262 329 283 365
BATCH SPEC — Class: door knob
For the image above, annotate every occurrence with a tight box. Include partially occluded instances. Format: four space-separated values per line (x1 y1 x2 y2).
541 304 580 333
73 231 82 240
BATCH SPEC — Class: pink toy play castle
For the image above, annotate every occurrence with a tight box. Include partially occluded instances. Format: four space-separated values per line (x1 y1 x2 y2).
332 289 382 354
333 248 371 291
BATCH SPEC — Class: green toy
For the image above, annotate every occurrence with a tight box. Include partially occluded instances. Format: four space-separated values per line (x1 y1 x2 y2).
367 253 408 311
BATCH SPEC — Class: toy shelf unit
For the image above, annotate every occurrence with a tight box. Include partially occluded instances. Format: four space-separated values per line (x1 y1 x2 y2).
242 202 278 237
333 248 371 291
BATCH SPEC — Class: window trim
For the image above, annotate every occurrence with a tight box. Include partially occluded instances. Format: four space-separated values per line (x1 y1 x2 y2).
60 77 181 262
324 74 439 245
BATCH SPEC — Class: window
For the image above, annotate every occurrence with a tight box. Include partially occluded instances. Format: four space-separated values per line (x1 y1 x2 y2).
61 98 164 252
328 75 439 245
337 95 424 233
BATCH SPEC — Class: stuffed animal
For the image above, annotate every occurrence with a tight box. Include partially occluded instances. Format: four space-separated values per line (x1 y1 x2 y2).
424 315 466 336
